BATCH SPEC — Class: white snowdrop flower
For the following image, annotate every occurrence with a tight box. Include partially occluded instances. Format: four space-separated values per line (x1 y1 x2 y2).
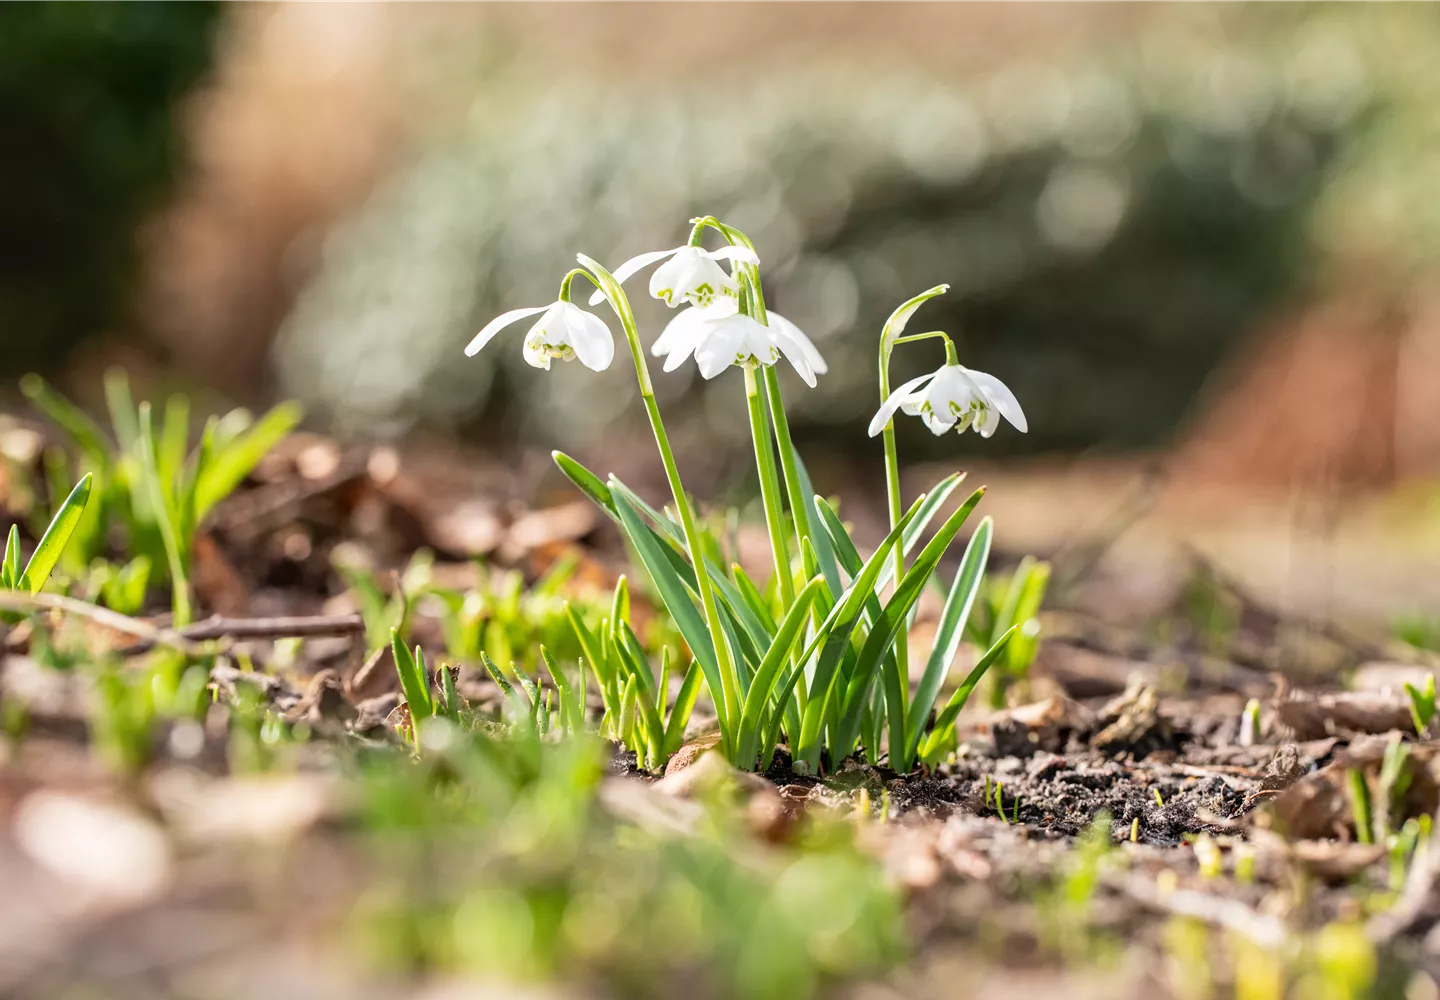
652 300 827 387
464 300 614 372
868 363 1026 438
588 244 760 309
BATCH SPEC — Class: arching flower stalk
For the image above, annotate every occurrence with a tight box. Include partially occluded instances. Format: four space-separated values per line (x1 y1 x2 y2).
468 264 745 751
864 285 1027 770
602 216 829 615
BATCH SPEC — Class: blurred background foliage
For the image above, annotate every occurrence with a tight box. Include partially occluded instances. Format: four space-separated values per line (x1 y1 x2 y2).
0 2 219 372
267 3 1440 467
6 3 1440 474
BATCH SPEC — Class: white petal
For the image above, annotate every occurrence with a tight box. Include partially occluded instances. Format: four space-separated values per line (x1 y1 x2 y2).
703 245 760 267
929 366 980 416
768 319 817 388
649 251 691 306
522 302 569 368
724 315 779 366
657 311 710 371
922 408 956 436
769 312 827 375
965 369 1027 433
975 407 1001 438
566 305 615 372
464 305 548 356
866 371 940 437
694 319 746 380
653 300 736 367
587 247 682 306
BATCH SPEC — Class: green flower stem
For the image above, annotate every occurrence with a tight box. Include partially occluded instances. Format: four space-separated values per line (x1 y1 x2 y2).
577 255 742 736
745 366 794 609
876 330 957 708
761 364 813 558
894 330 960 363
877 362 909 696
693 217 814 572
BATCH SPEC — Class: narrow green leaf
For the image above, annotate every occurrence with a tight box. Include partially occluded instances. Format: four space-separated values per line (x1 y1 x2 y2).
793 453 842 595
194 401 303 520
1004 559 1051 673
919 624 1020 764
618 675 639 748
835 487 986 750
158 394 190 493
567 603 614 693
734 577 823 768
2 524 19 589
103 368 141 457
793 496 928 766
613 491 724 732
138 405 191 624
21 375 112 474
19 473 93 593
552 450 616 514
663 658 704 756
439 661 461 722
732 565 777 635
903 517 993 767
877 471 966 592
607 477 771 650
392 628 432 725
616 621 656 695
479 651 517 701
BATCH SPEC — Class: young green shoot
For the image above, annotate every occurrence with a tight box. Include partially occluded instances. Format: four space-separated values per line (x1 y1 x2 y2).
1405 673 1436 736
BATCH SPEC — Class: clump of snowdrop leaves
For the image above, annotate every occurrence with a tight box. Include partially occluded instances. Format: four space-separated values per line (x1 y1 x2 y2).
868 363 1026 438
465 216 1039 779
465 298 614 372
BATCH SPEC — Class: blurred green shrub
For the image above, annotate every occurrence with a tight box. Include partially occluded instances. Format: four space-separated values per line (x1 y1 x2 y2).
353 730 904 999
0 3 219 371
276 14 1371 458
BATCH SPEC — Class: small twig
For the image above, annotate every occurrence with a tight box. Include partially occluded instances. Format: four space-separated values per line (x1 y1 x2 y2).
116 612 366 656
173 613 365 643
0 590 202 655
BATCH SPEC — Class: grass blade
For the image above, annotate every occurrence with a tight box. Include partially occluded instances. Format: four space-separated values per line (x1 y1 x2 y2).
663 657 704 756
194 401 303 521
835 487 986 755
21 375 112 474
919 624 1019 764
613 490 724 732
877 471 966 593
735 576 823 768
793 496 927 769
391 628 433 728
2 524 19 589
553 450 617 515
793 453 842 595
19 473 93 593
903 516 992 767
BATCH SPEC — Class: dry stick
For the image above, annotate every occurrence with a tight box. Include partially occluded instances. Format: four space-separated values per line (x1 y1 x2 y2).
0 590 203 655
172 613 365 642
115 612 366 656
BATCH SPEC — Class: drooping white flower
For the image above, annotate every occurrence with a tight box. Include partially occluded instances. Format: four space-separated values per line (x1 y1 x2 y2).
652 300 827 387
464 300 614 372
867 364 1027 438
588 244 760 309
